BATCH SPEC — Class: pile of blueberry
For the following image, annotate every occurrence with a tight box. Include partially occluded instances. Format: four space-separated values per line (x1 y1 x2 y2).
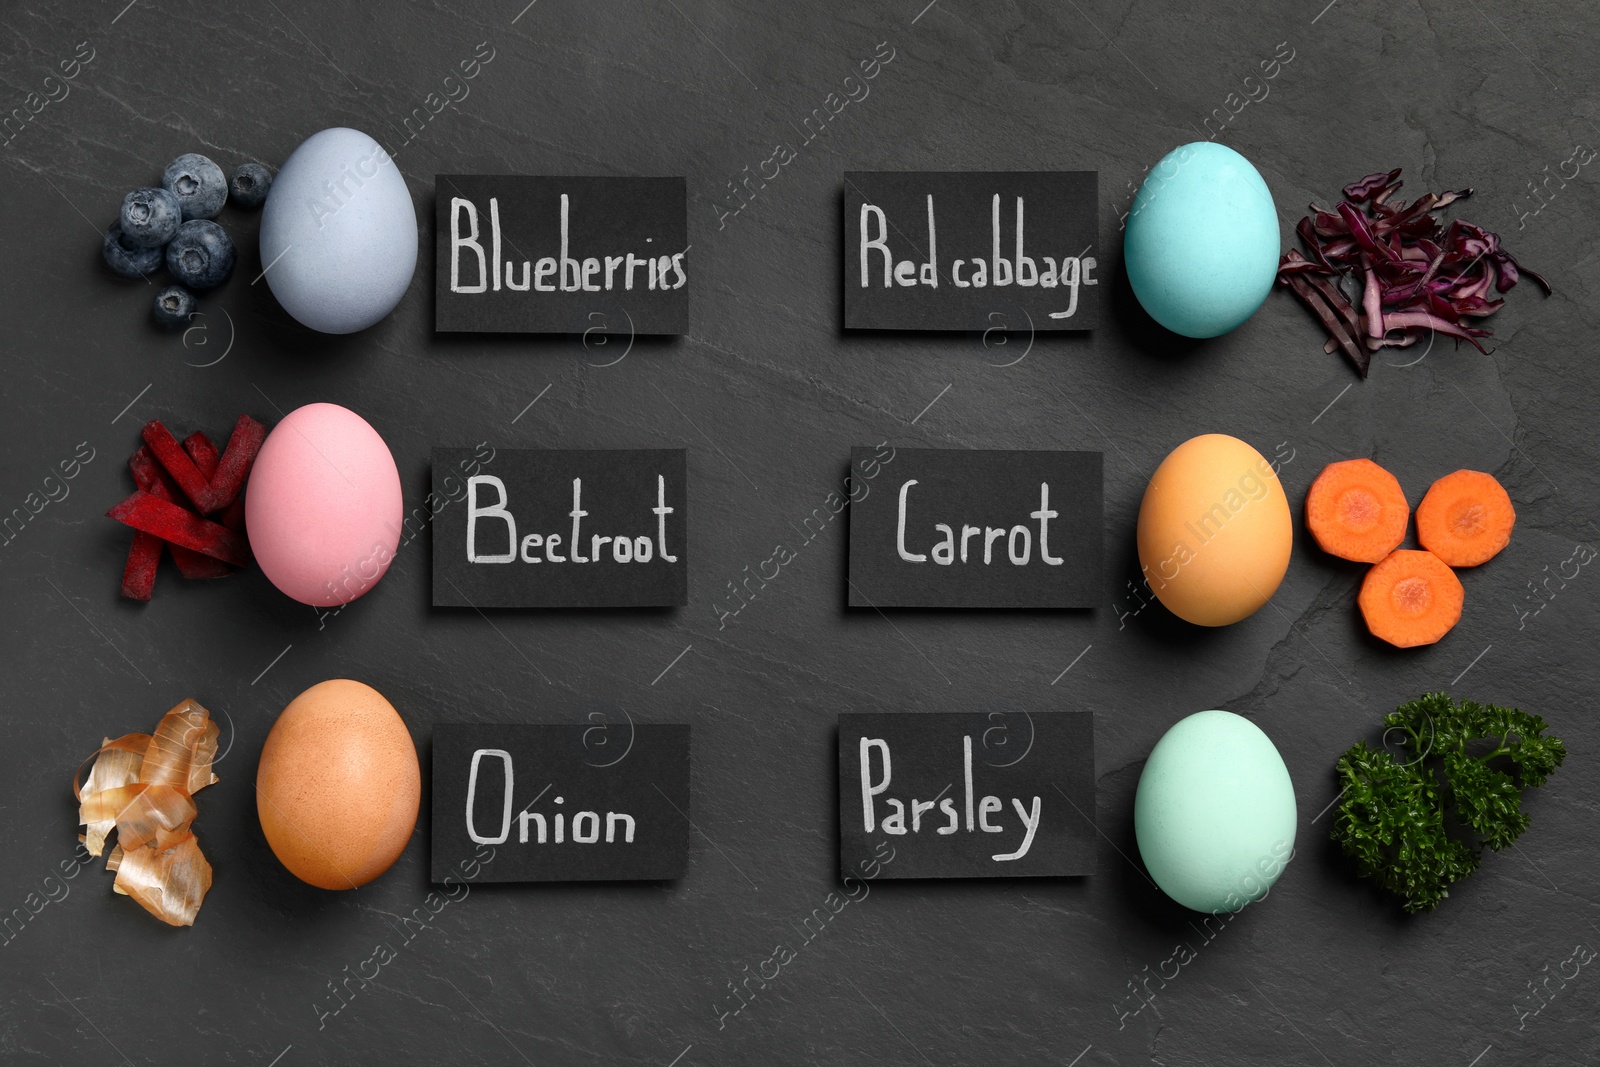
102 153 274 329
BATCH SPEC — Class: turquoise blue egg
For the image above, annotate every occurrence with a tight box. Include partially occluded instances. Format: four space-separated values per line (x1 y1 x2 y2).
1134 710 1297 913
1124 142 1280 338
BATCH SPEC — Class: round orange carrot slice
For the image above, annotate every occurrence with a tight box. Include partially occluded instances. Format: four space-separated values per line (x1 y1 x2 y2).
1305 458 1411 563
1416 469 1515 567
1358 549 1464 648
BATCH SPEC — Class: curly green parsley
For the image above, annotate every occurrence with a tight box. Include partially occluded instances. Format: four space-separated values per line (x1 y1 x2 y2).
1331 692 1565 913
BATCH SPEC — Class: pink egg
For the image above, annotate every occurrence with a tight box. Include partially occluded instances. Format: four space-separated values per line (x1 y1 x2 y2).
245 403 403 607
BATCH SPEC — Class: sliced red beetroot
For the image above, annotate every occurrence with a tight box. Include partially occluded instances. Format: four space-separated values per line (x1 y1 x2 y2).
128 445 178 497
107 492 251 567
177 433 238 572
121 531 163 601
201 415 267 514
182 431 220 480
135 534 233 580
140 422 211 508
128 449 233 579
141 421 213 509
163 534 235 581
113 416 266 597
171 551 234 581
219 497 246 533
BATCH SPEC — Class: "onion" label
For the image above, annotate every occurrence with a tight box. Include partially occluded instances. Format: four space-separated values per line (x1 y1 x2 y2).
431 722 691 883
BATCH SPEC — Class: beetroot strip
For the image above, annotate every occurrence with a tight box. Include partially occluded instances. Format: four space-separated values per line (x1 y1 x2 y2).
106 492 251 567
182 432 221 481
141 422 213 510
120 531 162 601
199 415 267 513
128 446 178 497
129 449 233 578
219 497 246 533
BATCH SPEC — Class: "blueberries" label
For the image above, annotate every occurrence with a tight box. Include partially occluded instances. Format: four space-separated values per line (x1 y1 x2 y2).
435 175 688 335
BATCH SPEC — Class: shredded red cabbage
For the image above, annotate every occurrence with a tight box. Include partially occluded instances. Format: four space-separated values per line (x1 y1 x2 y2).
1276 169 1549 377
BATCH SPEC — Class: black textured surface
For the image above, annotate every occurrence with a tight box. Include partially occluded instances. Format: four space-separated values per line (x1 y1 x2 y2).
2 2 1598 1065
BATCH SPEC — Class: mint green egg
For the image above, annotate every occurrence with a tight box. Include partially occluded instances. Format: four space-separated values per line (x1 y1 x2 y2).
1124 142 1280 338
1134 710 1297 913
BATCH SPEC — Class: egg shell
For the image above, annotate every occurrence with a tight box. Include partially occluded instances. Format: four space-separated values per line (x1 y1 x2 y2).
1137 433 1292 626
260 127 417 334
256 679 421 890
1124 142 1280 338
1134 710 1297 914
245 403 402 607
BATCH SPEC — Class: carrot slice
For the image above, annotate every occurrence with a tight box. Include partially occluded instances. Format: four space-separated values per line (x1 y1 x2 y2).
1416 469 1515 566
1358 549 1464 647
1306 458 1410 562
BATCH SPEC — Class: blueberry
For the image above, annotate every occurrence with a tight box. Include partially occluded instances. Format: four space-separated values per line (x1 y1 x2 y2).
152 285 197 330
161 153 227 219
165 220 235 289
102 220 163 279
119 186 182 248
229 162 272 209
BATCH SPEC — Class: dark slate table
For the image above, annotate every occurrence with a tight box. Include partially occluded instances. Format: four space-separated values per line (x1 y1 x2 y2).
2 1 1596 1064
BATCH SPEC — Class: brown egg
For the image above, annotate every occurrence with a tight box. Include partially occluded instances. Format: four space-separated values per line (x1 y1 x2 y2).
256 679 420 889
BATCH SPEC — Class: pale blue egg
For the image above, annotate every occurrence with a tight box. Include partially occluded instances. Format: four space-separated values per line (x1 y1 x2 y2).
260 128 417 334
1134 710 1297 913
1124 142 1280 338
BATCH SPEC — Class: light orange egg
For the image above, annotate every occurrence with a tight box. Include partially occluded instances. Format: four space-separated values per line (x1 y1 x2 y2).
1136 434 1293 626
256 679 420 890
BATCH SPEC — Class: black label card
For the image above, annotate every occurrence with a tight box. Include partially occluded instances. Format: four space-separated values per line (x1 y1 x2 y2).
843 171 1100 331
432 723 691 883
838 711 1095 879
435 175 688 334
432 448 688 608
847 448 1102 608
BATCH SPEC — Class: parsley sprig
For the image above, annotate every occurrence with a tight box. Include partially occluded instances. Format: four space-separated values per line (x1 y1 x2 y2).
1331 693 1565 913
